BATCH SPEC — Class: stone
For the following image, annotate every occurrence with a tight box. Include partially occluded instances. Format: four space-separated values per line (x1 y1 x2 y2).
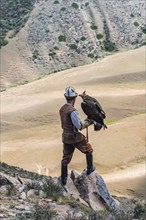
71 170 121 212
19 191 27 200
27 189 38 198
0 185 11 196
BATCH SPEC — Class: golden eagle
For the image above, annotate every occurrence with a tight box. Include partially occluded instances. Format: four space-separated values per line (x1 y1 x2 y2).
79 91 107 130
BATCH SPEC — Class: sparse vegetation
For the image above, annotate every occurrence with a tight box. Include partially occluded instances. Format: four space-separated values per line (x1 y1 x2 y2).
71 3 79 9
134 21 139 27
85 2 89 6
88 53 94 58
80 36 86 41
103 40 117 52
0 0 36 48
54 46 59 50
58 35 66 42
130 13 134 17
96 34 103 40
69 44 77 49
32 50 39 60
61 7 66 11
142 28 146 34
49 51 56 57
0 39 8 48
54 0 59 4
90 24 98 30
33 203 57 220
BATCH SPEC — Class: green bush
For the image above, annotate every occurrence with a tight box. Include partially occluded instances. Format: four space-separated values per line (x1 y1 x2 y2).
71 3 79 9
85 2 89 6
133 21 139 27
69 44 77 49
103 40 117 52
142 28 146 34
49 51 56 57
61 7 66 11
58 35 66 42
130 13 134 17
0 38 8 48
96 34 103 40
88 53 94 58
90 24 97 30
54 0 59 4
32 50 39 60
80 36 86 41
54 46 59 50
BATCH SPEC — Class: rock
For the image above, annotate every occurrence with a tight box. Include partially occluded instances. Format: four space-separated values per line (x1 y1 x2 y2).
39 190 47 198
18 185 27 193
27 189 38 198
0 185 11 196
19 191 27 200
71 170 120 212
0 173 20 186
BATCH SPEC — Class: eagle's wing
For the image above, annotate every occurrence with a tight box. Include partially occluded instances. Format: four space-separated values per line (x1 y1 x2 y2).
81 102 95 119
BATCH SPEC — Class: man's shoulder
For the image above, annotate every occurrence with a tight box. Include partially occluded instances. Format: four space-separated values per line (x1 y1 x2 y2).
60 104 77 112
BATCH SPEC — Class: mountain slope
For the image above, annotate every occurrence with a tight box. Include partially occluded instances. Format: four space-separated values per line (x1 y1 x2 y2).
1 0 146 90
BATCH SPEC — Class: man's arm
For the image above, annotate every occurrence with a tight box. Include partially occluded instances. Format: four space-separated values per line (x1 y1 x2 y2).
71 110 92 130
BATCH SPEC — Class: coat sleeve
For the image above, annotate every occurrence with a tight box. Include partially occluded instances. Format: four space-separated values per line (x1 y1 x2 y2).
70 110 82 130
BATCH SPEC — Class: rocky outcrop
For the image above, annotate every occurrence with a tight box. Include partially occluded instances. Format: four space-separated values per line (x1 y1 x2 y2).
0 163 146 219
1 0 145 90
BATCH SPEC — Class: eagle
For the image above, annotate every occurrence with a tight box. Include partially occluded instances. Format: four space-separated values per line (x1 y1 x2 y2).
79 91 107 130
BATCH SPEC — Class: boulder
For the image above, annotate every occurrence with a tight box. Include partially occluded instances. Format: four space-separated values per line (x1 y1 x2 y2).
71 169 120 212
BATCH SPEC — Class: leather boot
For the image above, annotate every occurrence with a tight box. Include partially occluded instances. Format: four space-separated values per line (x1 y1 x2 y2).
61 164 68 185
86 153 95 175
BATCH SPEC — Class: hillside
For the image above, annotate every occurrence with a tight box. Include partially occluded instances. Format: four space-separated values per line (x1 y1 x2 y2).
0 163 146 220
1 46 145 200
1 0 146 90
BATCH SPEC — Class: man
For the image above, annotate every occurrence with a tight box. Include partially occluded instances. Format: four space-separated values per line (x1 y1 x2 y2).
59 86 95 185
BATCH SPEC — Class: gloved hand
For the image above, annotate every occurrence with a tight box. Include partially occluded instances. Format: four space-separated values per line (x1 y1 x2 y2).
80 118 94 130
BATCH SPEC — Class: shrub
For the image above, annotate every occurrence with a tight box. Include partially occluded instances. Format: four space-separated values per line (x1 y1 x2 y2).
80 36 86 41
142 28 146 34
58 35 66 42
33 203 57 220
103 40 117 52
61 7 66 11
32 50 39 60
88 53 94 58
130 13 134 17
0 38 8 48
96 34 103 40
133 21 139 27
85 2 89 6
69 44 77 49
90 24 97 30
49 51 56 57
54 0 59 4
71 3 79 9
54 46 59 50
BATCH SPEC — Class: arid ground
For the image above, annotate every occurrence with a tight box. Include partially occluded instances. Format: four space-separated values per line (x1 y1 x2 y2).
1 46 145 199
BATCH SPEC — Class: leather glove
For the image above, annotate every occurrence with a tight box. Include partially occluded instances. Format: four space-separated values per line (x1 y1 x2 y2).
80 118 93 130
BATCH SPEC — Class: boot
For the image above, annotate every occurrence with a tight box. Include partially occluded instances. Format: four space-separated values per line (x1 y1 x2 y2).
61 164 68 185
86 153 95 175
